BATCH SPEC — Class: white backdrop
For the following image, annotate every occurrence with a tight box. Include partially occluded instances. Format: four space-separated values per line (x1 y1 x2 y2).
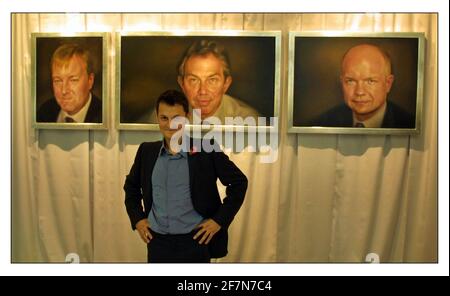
12 13 437 263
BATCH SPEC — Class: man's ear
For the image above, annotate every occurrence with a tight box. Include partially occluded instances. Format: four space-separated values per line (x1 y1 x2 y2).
88 73 95 90
385 74 394 93
223 76 232 93
177 76 184 90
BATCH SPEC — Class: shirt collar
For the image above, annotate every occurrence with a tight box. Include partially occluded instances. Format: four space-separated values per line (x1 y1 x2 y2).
159 142 188 158
353 102 387 128
57 93 92 123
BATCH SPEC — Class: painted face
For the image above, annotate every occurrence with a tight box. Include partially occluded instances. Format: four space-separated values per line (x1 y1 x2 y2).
340 45 394 122
178 53 232 119
157 102 187 146
52 55 94 115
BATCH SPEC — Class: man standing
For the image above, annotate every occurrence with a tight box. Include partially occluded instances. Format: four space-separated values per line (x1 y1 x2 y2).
124 90 247 263
37 43 102 123
312 43 414 128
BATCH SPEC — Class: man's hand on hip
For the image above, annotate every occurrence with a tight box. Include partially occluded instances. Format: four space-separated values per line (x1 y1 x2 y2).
194 219 222 245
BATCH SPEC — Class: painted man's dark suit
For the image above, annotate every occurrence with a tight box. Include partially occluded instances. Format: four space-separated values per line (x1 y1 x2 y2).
124 140 248 258
310 101 415 128
36 94 102 123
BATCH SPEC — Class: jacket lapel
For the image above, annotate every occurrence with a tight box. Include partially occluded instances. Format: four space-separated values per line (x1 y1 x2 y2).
187 154 196 189
144 141 162 192
381 101 394 128
187 137 202 189
148 141 162 171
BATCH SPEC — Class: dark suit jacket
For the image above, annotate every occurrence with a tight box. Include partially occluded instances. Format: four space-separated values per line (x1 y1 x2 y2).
124 140 248 258
37 94 102 123
310 101 415 128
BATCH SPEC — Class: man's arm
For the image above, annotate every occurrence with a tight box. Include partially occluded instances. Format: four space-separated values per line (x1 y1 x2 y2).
193 145 247 245
124 143 146 230
210 146 248 229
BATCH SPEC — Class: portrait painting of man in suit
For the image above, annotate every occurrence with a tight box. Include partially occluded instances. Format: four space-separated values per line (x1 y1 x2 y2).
118 33 280 128
34 35 104 126
289 34 424 133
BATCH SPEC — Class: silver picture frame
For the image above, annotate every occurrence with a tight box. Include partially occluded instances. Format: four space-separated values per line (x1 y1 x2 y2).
287 32 425 135
32 32 109 129
116 30 281 132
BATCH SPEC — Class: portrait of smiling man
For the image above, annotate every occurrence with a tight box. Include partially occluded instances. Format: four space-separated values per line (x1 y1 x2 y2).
37 43 102 123
127 36 279 125
177 40 260 123
311 43 414 128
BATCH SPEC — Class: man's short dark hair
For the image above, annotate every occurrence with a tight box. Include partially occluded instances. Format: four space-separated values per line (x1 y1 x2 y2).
177 40 231 78
156 90 189 115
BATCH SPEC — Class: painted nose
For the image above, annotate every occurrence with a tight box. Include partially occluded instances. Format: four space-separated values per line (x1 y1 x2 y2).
198 81 208 94
62 80 70 95
355 81 366 96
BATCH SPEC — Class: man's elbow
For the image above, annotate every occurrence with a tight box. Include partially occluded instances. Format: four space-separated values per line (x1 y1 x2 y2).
242 175 248 191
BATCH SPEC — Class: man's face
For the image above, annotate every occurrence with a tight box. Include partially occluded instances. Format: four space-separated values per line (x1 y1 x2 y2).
157 102 187 145
340 46 394 121
52 55 94 115
178 53 232 119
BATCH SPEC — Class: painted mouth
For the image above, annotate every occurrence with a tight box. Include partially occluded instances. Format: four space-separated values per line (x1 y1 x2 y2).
352 100 370 105
197 101 211 107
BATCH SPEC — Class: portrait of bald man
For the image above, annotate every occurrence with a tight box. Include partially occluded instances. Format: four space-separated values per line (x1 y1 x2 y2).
311 43 415 128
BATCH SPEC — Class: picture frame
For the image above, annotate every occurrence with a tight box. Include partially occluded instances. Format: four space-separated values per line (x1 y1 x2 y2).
287 32 425 134
116 30 281 131
32 32 108 129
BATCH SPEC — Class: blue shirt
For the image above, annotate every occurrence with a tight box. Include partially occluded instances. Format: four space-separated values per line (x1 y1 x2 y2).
148 144 204 234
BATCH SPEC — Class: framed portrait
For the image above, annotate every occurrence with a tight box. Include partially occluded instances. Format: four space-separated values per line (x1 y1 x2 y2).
32 32 108 129
116 31 281 131
287 32 425 134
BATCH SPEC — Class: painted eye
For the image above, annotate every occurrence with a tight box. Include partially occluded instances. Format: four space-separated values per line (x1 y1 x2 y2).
345 79 355 85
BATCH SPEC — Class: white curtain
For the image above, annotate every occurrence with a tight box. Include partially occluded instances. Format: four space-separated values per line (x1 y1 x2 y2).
12 13 437 263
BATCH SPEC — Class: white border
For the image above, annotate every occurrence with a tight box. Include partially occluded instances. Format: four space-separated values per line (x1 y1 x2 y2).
2 0 448 277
